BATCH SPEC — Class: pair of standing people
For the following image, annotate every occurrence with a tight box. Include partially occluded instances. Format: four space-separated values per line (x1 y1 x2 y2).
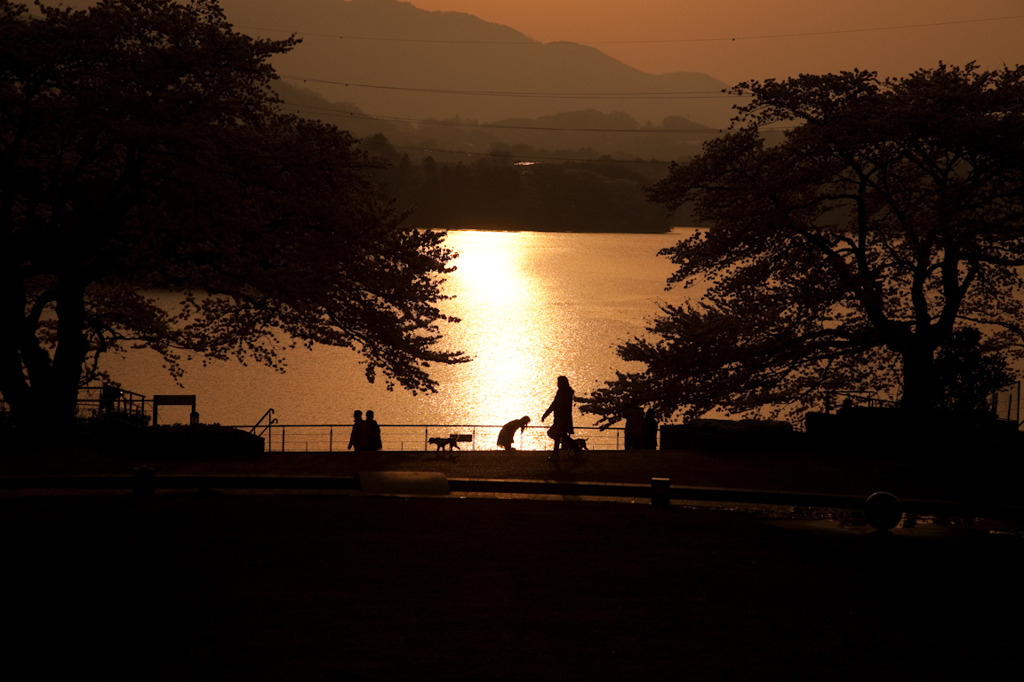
348 409 382 451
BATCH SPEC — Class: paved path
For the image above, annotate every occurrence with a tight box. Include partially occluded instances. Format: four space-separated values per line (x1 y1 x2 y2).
4 492 1023 681
3 447 1024 679
5 446 1021 509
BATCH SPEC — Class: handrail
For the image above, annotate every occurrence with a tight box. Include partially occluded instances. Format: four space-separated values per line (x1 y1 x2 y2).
251 408 276 435
251 409 278 451
77 384 148 419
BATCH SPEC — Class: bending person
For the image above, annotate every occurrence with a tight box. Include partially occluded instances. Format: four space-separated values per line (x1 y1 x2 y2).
497 415 531 451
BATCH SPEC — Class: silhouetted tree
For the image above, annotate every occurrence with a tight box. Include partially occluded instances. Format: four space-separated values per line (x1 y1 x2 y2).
0 0 466 427
582 64 1024 425
934 328 1014 413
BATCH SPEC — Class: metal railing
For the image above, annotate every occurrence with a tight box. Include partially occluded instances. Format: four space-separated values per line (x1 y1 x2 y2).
830 383 1024 425
229 422 626 453
992 382 1022 425
77 385 148 420
251 408 277 442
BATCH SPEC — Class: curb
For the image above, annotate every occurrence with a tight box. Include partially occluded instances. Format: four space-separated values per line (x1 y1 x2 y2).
2 473 1023 522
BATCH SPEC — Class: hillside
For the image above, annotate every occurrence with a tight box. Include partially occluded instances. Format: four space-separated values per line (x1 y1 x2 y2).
230 0 724 230
221 0 740 131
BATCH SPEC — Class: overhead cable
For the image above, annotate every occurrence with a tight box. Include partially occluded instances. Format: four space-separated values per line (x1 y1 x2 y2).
277 103 726 134
238 14 1024 46
279 74 744 100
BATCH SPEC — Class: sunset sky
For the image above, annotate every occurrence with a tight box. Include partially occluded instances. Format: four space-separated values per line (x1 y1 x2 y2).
407 0 1024 84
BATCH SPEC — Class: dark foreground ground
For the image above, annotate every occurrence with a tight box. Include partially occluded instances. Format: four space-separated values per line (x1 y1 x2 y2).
3 448 1024 680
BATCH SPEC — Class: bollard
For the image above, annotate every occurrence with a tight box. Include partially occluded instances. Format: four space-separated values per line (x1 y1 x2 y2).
133 465 156 499
650 477 671 507
863 491 902 531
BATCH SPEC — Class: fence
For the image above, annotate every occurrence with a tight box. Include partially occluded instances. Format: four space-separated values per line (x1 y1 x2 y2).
230 422 626 453
6 380 1022 450
8 385 149 421
992 382 1021 424
831 384 1023 425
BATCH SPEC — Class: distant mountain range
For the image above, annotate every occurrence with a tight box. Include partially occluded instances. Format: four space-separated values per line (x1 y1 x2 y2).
220 0 741 143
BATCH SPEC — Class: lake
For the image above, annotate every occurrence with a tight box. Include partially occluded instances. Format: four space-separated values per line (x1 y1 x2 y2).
99 230 692 449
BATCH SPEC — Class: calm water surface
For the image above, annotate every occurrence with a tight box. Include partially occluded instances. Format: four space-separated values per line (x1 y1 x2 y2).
100 230 693 444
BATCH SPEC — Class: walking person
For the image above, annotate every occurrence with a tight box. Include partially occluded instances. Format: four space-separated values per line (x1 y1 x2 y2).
347 410 368 451
365 410 382 451
541 375 575 458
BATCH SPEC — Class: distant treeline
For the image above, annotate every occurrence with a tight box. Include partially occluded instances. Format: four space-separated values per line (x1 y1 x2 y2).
361 134 694 232
279 82 715 163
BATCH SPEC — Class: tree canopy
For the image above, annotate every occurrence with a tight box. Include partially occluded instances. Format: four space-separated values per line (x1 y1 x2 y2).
582 63 1024 426
0 0 466 427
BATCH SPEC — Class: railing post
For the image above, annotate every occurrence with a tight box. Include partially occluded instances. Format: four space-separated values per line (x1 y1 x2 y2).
1015 382 1020 424
650 478 670 506
1011 378 1019 421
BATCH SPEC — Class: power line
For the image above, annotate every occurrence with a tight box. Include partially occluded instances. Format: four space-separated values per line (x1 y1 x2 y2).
238 14 1024 46
277 103 725 134
586 14 1024 44
237 24 537 44
279 74 744 100
379 143 676 165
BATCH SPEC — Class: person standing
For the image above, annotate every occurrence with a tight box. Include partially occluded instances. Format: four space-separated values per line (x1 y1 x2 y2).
347 410 367 451
623 406 645 450
643 409 659 450
497 415 531 451
365 410 382 451
542 376 575 455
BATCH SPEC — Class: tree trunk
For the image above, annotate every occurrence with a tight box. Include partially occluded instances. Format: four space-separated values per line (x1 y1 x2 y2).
48 278 89 425
900 342 937 414
9 278 90 430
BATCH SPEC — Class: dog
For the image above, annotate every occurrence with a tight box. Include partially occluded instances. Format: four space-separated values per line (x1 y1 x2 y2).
560 435 588 455
428 436 460 452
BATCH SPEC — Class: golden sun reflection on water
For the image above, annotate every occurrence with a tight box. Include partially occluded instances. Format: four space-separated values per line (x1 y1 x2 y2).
430 231 557 447
426 229 683 450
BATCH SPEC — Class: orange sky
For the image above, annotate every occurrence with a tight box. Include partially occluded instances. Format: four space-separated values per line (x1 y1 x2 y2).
408 0 1024 84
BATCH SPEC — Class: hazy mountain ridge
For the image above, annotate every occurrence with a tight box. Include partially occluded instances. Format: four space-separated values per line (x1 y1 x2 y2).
222 0 738 130
276 80 713 162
